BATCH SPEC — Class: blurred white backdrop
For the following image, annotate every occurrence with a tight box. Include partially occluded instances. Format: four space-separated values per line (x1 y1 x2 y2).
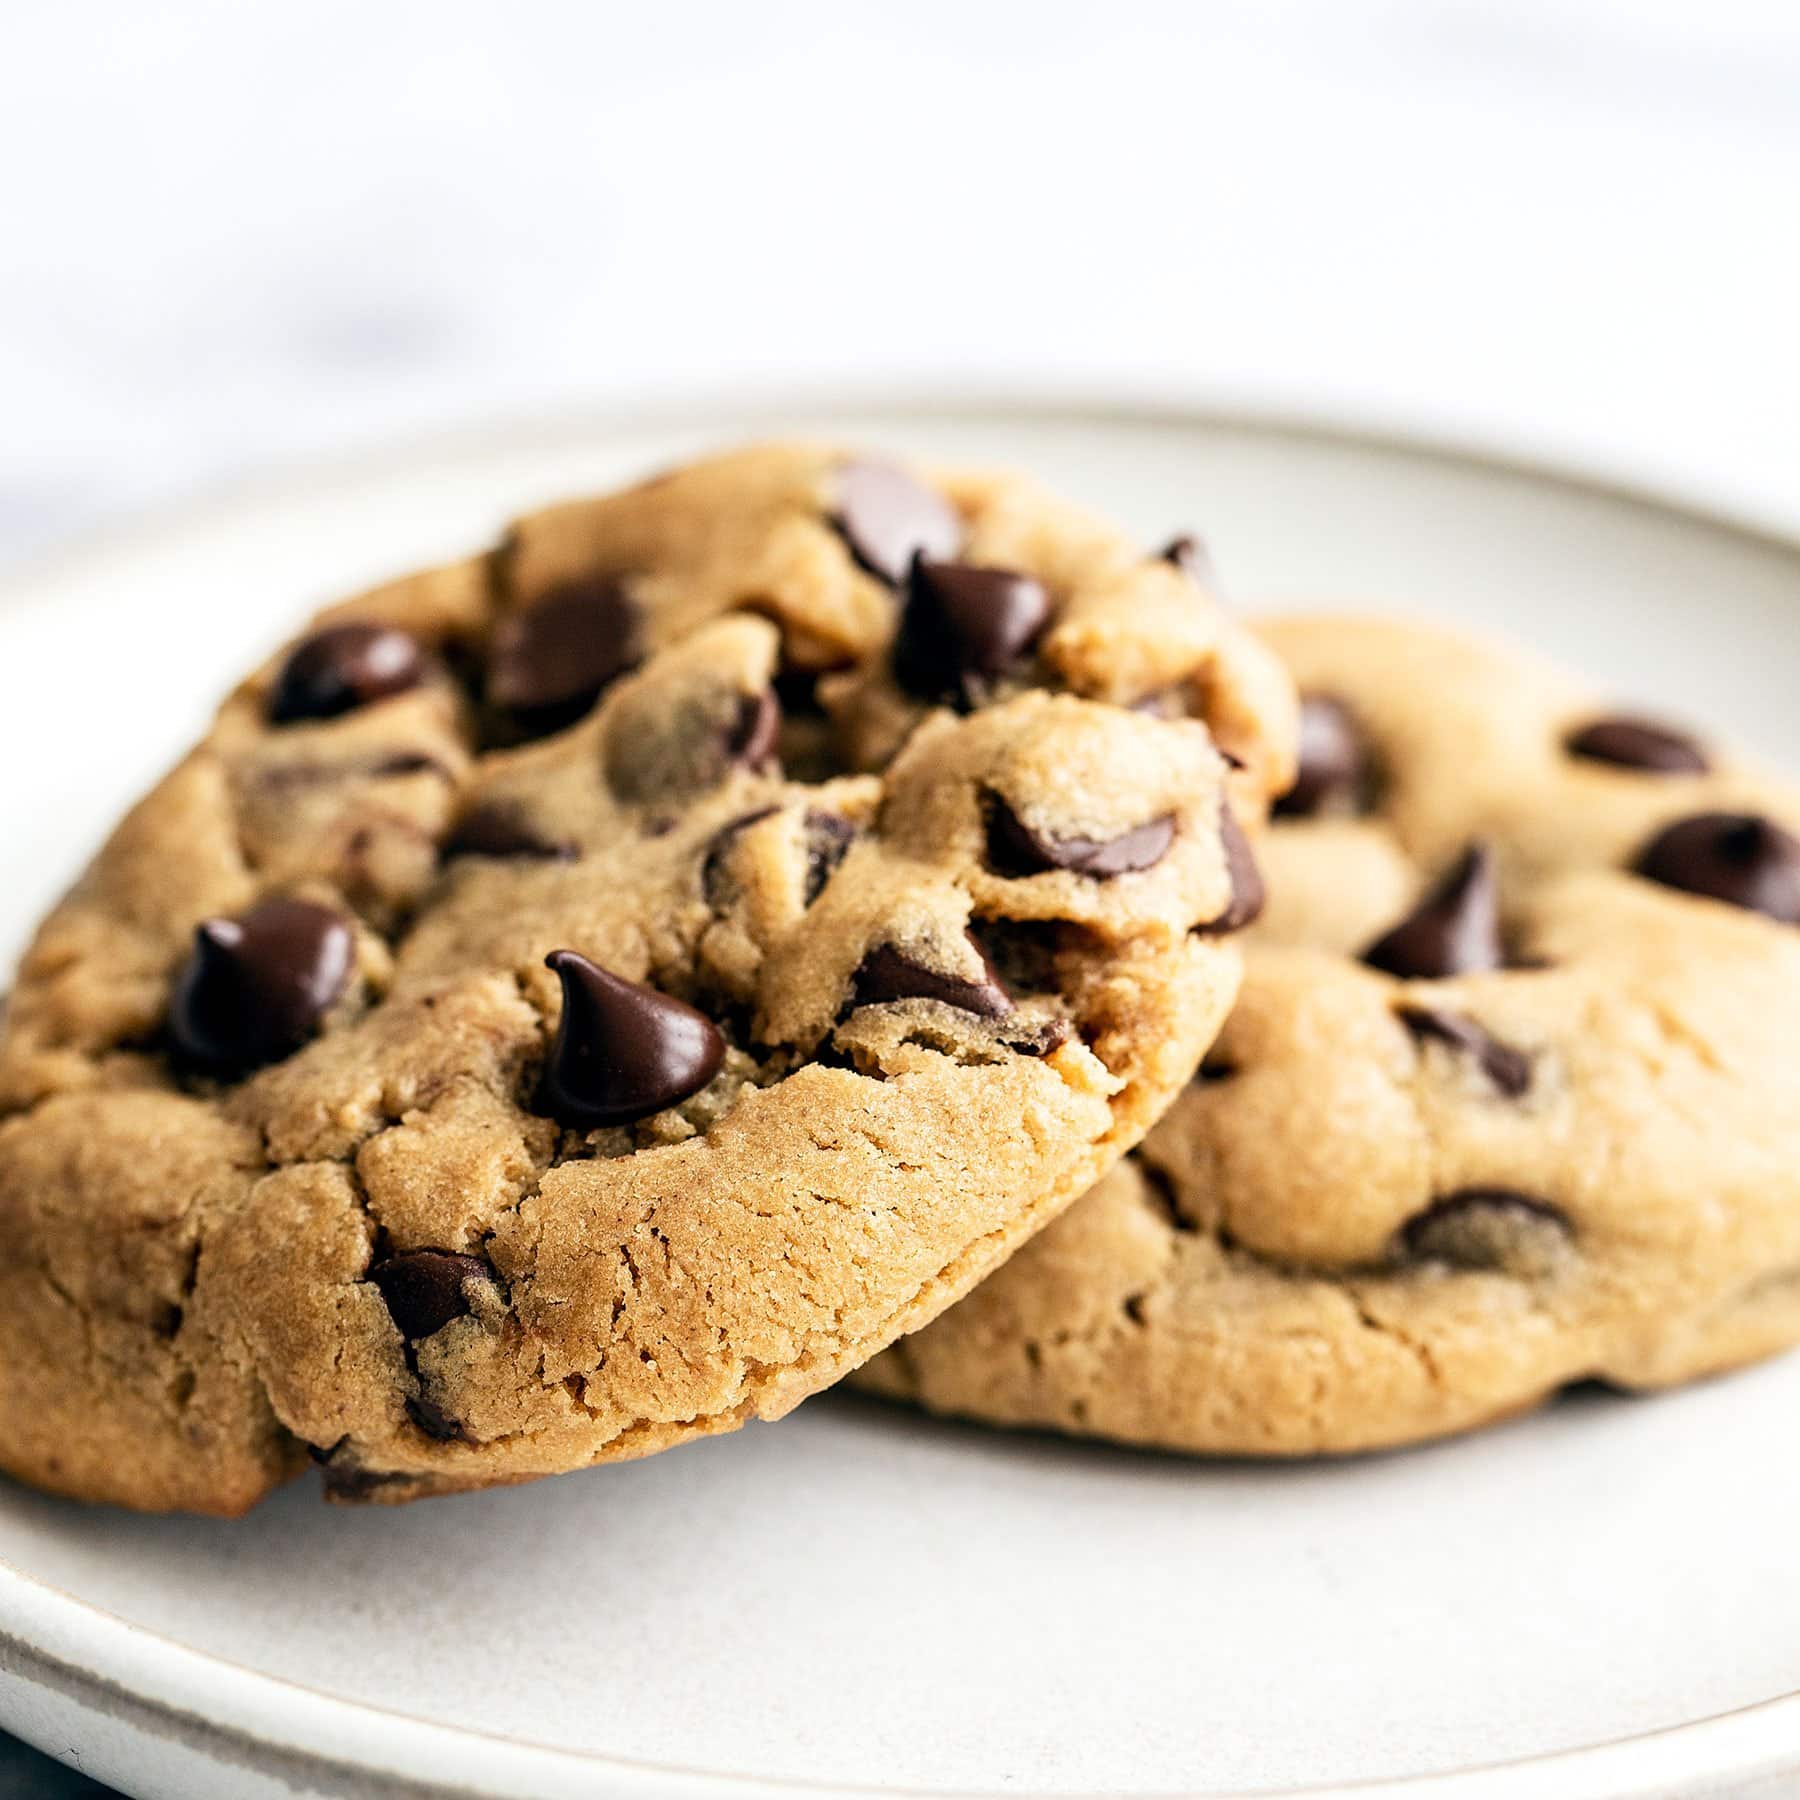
2 0 1798 550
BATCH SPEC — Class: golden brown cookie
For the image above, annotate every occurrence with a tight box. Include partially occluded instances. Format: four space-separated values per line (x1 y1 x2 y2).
0 444 1294 1511
859 615 1800 1455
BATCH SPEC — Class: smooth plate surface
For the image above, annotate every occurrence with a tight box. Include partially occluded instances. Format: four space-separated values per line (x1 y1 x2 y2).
2 401 1799 1800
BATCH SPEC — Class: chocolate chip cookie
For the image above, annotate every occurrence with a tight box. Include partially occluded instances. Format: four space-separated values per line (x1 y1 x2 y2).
0 444 1294 1511
859 614 1800 1455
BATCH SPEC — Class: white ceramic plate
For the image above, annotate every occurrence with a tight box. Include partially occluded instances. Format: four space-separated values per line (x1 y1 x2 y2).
3 401 1800 1800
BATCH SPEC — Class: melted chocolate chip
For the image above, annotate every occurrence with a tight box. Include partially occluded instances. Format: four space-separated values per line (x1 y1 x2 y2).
168 898 354 1075
892 559 1051 708
405 1395 467 1442
539 952 726 1128
1397 1006 1531 1097
850 937 1014 1019
984 791 1176 879
1401 1189 1570 1272
832 460 963 586
1363 842 1503 978
487 577 640 733
802 809 856 904
443 802 577 861
368 1250 489 1339
604 683 784 805
727 689 782 773
1634 812 1800 923
269 623 428 724
772 664 829 718
1275 694 1375 818
1195 804 1265 933
701 806 783 907
1565 715 1709 775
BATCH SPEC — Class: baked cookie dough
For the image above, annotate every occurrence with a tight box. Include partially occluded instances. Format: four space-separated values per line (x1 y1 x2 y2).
859 614 1800 1455
0 444 1294 1511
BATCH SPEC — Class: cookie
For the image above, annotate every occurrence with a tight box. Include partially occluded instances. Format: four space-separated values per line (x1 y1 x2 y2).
0 444 1295 1511
859 614 1800 1455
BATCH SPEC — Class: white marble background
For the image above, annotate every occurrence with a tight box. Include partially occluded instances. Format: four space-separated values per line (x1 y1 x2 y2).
4 0 1800 575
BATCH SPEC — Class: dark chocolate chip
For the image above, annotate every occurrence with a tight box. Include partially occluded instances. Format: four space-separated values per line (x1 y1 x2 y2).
850 936 1014 1019
984 790 1176 879
701 806 783 907
539 952 726 1128
1196 803 1265 933
1633 812 1800 923
772 664 829 719
727 689 782 773
269 623 428 724
1275 693 1375 819
488 577 640 733
1397 1006 1531 1097
368 1249 489 1340
892 558 1051 707
1400 1189 1570 1272
443 802 577 861
832 460 963 586
405 1395 467 1442
1565 715 1709 775
1363 842 1503 978
168 898 354 1075
1158 534 1213 583
802 809 856 905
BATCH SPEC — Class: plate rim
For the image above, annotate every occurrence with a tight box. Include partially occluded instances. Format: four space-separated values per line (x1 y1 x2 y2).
2 386 1799 1800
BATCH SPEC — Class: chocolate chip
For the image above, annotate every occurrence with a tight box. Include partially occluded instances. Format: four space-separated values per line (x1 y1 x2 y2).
1196 803 1265 933
802 809 856 904
1400 1189 1570 1272
892 559 1051 707
269 623 428 724
1397 1006 1531 1097
727 689 782 773
168 898 354 1074
444 802 577 861
850 936 1014 1019
1566 715 1709 775
368 1250 489 1339
832 460 963 586
773 664 829 718
984 790 1176 879
1275 694 1375 818
1634 812 1800 923
538 951 726 1128
607 684 784 805
405 1395 467 1442
487 577 640 733
1158 534 1213 583
701 806 782 907
1363 842 1503 978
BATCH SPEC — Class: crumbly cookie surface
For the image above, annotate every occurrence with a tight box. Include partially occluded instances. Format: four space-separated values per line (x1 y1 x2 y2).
859 615 1800 1455
0 444 1293 1511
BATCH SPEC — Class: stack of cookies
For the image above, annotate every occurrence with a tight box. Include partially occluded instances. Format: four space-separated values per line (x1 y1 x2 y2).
1 444 1795 1514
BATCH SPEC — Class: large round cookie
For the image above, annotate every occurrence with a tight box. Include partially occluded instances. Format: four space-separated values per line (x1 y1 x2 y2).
0 444 1294 1512
859 614 1800 1455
